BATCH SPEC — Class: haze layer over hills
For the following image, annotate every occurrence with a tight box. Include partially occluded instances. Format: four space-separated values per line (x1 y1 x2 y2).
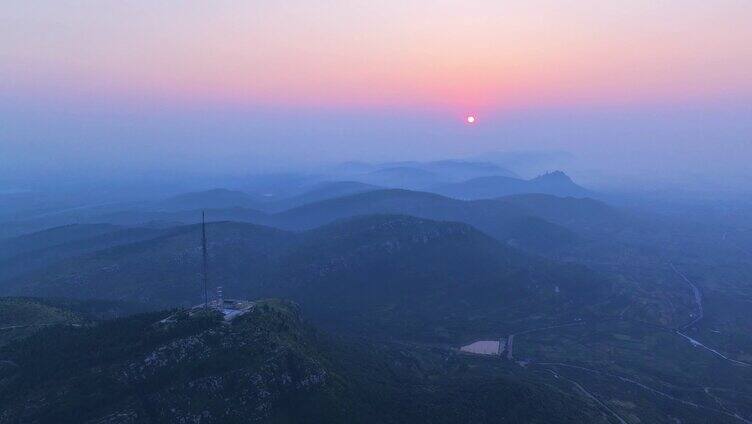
1 159 752 423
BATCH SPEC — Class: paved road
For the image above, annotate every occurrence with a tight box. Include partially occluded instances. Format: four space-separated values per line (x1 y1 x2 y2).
545 368 627 424
537 362 752 424
677 331 752 367
506 335 514 359
0 323 53 331
672 263 703 329
670 263 751 367
0 322 80 331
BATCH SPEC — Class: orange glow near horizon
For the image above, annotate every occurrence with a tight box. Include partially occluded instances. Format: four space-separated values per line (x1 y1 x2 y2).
2 1 752 112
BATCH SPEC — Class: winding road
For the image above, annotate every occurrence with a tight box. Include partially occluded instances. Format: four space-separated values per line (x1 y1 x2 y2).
671 263 751 367
672 263 703 329
544 368 628 424
485 264 752 422
537 362 752 424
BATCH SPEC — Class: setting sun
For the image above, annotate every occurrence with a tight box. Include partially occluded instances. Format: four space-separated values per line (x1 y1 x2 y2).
466 115 476 124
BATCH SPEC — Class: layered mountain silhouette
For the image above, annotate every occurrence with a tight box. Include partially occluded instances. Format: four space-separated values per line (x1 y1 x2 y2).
260 181 379 212
326 160 517 189
431 171 592 200
0 189 621 262
272 189 579 251
3 216 610 341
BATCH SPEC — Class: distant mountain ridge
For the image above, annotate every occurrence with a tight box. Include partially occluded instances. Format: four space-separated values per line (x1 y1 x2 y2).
326 160 518 189
273 189 578 251
352 166 442 189
0 167 587 241
160 188 262 211
1 189 620 260
431 171 592 200
261 181 379 212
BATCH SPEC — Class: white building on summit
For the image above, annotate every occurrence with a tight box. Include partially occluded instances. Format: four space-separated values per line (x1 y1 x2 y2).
209 298 255 321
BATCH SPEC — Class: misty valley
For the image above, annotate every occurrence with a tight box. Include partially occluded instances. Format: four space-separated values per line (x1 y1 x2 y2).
1 160 751 423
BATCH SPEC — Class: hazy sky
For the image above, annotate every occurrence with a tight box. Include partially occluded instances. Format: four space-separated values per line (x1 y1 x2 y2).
2 1 751 186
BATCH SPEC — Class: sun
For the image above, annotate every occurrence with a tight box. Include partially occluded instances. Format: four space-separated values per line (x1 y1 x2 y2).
466 115 476 124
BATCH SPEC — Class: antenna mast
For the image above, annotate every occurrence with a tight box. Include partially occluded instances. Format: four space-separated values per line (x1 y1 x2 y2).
201 211 209 308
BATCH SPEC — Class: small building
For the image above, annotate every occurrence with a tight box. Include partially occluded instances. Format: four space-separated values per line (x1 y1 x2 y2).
189 298 256 322
212 299 255 321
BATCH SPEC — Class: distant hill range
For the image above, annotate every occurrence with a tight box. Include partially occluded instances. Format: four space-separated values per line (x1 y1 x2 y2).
431 171 592 200
159 182 380 213
0 189 621 267
260 181 379 212
352 166 442 190
0 166 591 241
334 160 518 189
417 159 518 179
272 189 579 251
2 215 612 341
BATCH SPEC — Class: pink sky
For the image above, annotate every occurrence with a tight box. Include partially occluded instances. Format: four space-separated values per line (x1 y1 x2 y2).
3 1 752 112
2 1 752 184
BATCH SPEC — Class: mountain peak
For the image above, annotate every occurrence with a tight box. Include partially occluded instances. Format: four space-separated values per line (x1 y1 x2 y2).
533 170 572 182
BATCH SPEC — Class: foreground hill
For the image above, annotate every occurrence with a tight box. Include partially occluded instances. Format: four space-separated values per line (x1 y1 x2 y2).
431 171 592 200
0 299 609 424
0 300 359 423
0 297 84 347
4 216 611 341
